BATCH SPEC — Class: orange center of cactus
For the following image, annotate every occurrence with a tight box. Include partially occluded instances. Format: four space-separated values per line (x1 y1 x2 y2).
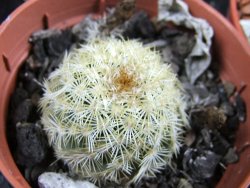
113 67 136 93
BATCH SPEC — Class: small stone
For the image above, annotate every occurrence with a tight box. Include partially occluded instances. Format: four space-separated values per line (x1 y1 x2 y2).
217 84 229 103
10 87 28 109
45 29 72 57
158 182 169 188
235 94 246 122
202 93 219 107
13 99 33 124
144 39 167 49
72 17 96 43
220 102 235 116
16 122 49 167
191 150 221 179
182 149 221 181
184 130 196 147
160 26 182 39
145 182 158 188
170 63 180 74
226 115 239 130
46 55 64 74
168 177 180 187
38 172 98 188
211 130 230 155
201 128 212 148
206 71 215 80
161 45 180 66
32 40 47 63
171 32 196 59
223 148 239 164
22 71 41 93
104 0 136 31
30 29 72 58
183 84 219 106
182 148 194 171
193 85 209 100
30 29 61 42
26 55 42 71
136 15 156 38
24 167 33 183
124 11 156 39
30 165 47 185
31 92 41 106
223 81 235 97
177 178 193 188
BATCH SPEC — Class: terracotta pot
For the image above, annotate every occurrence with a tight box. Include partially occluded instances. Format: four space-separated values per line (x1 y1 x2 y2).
230 0 250 41
0 0 250 187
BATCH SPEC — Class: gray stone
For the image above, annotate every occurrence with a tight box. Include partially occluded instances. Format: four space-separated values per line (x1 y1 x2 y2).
38 172 98 188
191 150 221 179
16 122 49 167
223 148 239 164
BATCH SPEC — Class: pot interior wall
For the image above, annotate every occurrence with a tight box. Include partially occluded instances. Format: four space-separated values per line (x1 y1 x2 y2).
0 0 250 188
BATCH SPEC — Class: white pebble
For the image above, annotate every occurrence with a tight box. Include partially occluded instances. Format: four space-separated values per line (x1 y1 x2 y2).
38 172 98 188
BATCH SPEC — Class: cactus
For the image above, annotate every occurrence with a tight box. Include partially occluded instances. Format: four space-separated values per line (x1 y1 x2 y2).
40 39 188 185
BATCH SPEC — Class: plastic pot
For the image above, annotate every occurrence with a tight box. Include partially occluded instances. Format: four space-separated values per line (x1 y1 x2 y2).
0 0 250 187
230 0 250 41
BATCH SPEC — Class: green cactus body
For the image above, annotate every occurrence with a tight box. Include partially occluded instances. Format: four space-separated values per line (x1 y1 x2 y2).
40 39 188 184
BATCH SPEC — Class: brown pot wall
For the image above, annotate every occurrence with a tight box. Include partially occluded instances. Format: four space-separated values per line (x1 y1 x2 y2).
0 0 250 188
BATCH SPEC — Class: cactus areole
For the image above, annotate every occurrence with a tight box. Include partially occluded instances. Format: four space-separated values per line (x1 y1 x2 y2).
40 39 188 184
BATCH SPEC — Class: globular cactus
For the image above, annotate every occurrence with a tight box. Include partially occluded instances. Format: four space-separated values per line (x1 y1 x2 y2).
40 39 188 185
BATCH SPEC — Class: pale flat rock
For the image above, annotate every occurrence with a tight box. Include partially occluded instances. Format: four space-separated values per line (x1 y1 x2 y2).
38 172 98 188
158 0 214 83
